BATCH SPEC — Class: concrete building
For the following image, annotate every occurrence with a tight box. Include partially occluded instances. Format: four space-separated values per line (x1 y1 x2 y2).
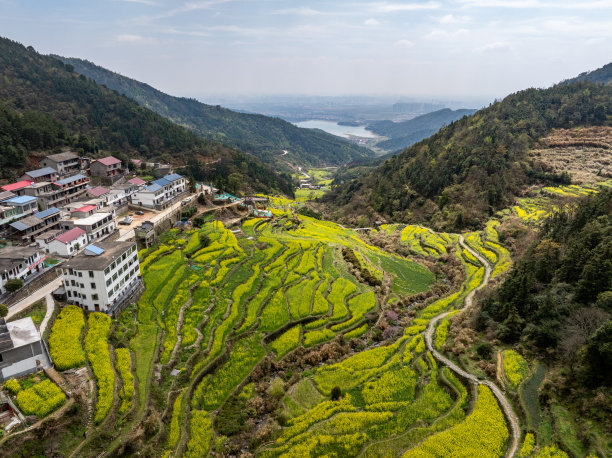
2 196 38 220
90 156 123 183
20 167 58 184
1 181 33 197
8 207 61 243
87 186 109 199
60 212 116 241
0 317 51 382
15 174 89 210
40 152 82 177
135 221 156 247
47 227 88 257
132 173 186 209
62 241 141 313
0 246 45 295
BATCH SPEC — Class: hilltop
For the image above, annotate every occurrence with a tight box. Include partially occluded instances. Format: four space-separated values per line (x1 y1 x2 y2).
322 81 612 229
55 56 374 168
0 37 294 196
368 108 477 153
563 61 612 86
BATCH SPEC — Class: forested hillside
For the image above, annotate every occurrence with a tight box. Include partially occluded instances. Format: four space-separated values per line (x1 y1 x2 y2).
0 38 293 195
563 61 612 86
368 108 476 152
324 82 612 229
56 56 374 167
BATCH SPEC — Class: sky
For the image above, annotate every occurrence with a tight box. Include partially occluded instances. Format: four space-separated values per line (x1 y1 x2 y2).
1 0 611 101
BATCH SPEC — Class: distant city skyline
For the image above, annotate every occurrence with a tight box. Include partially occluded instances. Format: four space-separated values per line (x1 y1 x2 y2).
1 1 611 102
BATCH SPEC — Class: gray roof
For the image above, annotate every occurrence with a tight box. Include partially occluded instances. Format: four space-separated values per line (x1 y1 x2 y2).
63 241 136 271
0 246 41 271
152 178 170 187
0 191 15 202
55 174 87 186
33 207 60 219
10 216 39 231
6 317 40 348
145 183 163 192
45 152 79 162
163 173 183 182
25 167 57 178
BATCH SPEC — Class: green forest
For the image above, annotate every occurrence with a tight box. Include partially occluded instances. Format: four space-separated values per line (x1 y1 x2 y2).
0 37 293 195
325 82 612 230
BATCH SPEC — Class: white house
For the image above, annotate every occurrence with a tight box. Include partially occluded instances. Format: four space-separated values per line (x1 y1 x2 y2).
47 227 88 258
60 212 116 241
0 247 45 295
132 173 186 209
62 242 141 313
0 317 51 382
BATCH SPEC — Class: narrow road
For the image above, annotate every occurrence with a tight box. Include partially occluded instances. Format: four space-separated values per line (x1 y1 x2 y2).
7 277 63 319
424 236 520 458
39 294 56 335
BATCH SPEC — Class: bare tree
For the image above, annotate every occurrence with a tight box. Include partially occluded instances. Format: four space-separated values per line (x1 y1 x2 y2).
560 307 609 376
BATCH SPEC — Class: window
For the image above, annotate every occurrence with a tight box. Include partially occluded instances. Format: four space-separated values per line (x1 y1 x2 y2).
67 291 71 297
113 273 117 281
89 271 94 278
92 294 99 300
122 252 127 261
71 280 76 286
80 283 84 289
90 282 95 289
78 272 82 278
106 279 111 287
104 266 110 275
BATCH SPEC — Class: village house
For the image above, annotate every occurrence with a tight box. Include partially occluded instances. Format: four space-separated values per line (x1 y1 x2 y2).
0 246 46 295
40 152 82 178
0 317 51 382
46 227 88 258
60 212 116 241
90 156 124 183
20 167 58 184
8 207 62 243
131 173 186 209
61 242 141 314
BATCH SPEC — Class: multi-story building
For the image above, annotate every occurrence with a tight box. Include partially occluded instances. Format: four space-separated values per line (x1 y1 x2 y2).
1 181 33 197
5 174 89 211
62 241 141 313
131 173 186 209
90 156 124 183
20 167 58 184
87 186 109 199
47 227 88 258
40 152 82 177
8 207 61 243
0 317 51 382
60 212 115 241
0 246 45 294
2 196 39 222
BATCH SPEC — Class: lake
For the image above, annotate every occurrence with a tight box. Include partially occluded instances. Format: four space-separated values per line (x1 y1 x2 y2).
294 120 379 139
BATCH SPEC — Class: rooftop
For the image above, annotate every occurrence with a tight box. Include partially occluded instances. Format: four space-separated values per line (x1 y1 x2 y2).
54 173 87 186
0 191 16 202
5 317 41 349
2 181 33 192
24 167 57 178
0 246 41 271
145 183 163 192
128 177 146 186
163 173 183 182
33 207 60 219
45 152 79 162
10 215 41 231
152 177 170 187
71 205 97 213
55 227 86 244
4 195 37 205
95 156 121 166
87 186 109 197
63 241 136 270
72 212 112 226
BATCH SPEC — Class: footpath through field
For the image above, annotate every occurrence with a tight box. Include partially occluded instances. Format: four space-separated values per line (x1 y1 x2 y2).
424 235 520 458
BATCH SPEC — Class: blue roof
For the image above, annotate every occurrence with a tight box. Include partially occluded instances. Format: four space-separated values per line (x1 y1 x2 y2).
33 207 59 219
4 195 37 205
146 183 163 192
152 178 170 187
9 221 29 231
163 173 183 182
25 167 56 178
85 244 105 255
55 173 87 186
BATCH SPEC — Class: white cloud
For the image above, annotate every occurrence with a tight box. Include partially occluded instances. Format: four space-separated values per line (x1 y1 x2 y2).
393 39 414 47
458 0 612 9
273 7 325 16
364 18 380 26
117 34 155 43
115 0 157 5
372 2 441 13
424 28 469 40
438 14 469 23
478 41 512 52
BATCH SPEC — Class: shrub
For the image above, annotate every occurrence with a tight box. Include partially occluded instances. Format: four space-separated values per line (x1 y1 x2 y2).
15 379 66 418
4 278 23 292
3 378 21 394
476 342 493 359
0 304 7 317
331 386 342 401
268 377 285 400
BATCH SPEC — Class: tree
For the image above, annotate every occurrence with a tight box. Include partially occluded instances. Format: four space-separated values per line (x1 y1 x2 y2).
188 175 197 194
0 304 8 317
4 279 23 293
199 233 210 247
584 320 612 386
227 173 243 195
197 193 207 205
331 386 342 401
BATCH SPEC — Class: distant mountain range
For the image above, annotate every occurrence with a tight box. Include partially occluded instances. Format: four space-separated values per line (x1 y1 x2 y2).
0 37 294 196
55 56 373 168
368 108 477 153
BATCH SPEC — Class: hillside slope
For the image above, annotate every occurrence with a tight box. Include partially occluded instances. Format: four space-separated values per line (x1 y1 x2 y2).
323 82 612 229
55 56 374 167
563 61 612 86
0 37 293 195
368 108 476 152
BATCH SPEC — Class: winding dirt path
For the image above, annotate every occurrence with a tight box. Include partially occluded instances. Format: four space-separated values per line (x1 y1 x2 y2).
423 235 520 458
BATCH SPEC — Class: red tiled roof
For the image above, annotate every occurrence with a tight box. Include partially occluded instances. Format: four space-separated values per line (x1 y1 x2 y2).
55 227 86 244
87 186 109 197
71 205 97 213
128 177 146 186
96 156 121 166
2 180 33 192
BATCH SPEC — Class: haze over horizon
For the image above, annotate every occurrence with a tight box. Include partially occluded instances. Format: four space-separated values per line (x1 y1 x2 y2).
1 0 611 102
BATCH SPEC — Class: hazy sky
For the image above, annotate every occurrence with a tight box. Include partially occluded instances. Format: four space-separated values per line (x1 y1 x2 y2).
1 1 611 100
